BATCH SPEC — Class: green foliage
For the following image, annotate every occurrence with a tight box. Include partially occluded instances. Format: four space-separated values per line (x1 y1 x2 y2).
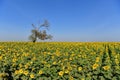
0 42 120 79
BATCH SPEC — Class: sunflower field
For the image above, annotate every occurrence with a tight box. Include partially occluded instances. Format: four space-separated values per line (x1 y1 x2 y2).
0 42 120 80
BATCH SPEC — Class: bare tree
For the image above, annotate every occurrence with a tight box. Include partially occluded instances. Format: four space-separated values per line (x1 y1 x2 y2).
29 20 52 43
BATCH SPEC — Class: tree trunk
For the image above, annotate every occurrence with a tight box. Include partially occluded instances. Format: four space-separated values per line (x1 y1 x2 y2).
33 32 37 43
33 39 36 43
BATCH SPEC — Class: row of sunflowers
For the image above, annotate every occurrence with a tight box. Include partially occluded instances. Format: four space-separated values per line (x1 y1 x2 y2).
0 42 120 80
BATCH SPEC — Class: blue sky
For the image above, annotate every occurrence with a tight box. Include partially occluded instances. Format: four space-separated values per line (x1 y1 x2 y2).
0 0 120 42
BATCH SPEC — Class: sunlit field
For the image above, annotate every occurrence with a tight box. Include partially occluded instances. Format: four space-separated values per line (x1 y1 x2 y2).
0 42 120 80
